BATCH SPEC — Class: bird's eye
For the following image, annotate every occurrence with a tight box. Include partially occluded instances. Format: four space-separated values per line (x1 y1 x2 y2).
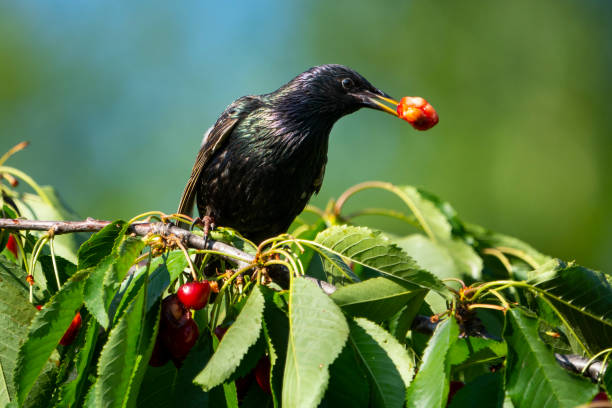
341 78 354 90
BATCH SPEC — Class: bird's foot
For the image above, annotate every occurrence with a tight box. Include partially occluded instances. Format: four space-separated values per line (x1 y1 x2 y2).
191 216 216 245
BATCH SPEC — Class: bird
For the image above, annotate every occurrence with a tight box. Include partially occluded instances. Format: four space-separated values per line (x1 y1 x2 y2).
177 64 426 244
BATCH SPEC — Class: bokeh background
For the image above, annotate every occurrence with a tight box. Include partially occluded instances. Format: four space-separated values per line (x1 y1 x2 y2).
1 1 611 271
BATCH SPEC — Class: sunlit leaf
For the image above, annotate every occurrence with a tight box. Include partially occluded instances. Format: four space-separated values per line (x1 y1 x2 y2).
504 308 597 407
405 317 459 408
350 318 415 408
315 225 449 297
282 278 349 408
194 286 264 390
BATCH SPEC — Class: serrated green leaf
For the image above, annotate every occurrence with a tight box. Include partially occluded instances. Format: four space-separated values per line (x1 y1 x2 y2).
282 278 349 408
83 234 144 329
194 286 264 390
77 221 126 270
14 270 88 405
353 317 415 408
56 318 99 408
315 225 450 298
94 281 148 408
504 308 597 408
405 317 459 408
0 265 37 406
331 277 426 323
528 259 612 353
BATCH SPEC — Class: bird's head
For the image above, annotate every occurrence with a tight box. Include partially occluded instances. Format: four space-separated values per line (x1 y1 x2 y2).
274 64 400 120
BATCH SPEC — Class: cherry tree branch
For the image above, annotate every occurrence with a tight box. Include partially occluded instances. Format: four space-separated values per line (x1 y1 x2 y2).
0 217 252 269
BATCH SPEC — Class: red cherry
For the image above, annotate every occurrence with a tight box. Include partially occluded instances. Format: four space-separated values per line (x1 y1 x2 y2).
6 235 18 257
214 326 228 341
236 372 255 401
35 305 42 311
177 281 211 310
254 355 271 394
396 96 439 131
148 337 170 367
593 391 610 402
161 294 190 329
162 318 199 367
447 381 464 405
59 312 82 346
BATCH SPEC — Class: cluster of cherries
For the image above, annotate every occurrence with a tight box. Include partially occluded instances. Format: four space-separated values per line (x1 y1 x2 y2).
150 281 211 367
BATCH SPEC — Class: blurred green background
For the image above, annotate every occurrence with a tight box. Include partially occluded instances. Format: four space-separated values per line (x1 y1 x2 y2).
1 1 610 271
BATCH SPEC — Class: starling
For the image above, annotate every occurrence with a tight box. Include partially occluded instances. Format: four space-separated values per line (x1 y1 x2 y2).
178 64 419 243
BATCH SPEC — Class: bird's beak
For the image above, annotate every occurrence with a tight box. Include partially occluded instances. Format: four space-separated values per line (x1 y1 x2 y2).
354 89 400 117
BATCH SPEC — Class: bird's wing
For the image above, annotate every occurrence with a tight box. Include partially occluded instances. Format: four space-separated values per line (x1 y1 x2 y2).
177 115 240 217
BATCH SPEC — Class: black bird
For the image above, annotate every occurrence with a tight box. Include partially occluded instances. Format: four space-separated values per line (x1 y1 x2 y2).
178 64 404 243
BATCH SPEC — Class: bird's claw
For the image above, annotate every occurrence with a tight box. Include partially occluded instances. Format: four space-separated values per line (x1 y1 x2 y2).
191 216 216 246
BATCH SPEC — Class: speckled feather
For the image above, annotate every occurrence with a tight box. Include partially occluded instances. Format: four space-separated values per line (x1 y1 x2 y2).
178 64 388 243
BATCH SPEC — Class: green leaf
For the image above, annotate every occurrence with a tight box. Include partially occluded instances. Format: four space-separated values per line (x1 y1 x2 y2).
293 218 328 274
0 257 37 301
14 270 88 405
146 250 189 312
389 293 426 343
137 364 178 408
282 277 349 408
93 281 148 407
405 317 459 408
321 342 369 408
315 225 449 297
0 265 37 406
448 372 504 408
261 287 289 408
38 254 76 293
350 318 415 408
391 186 482 279
14 187 82 263
331 277 426 323
194 286 264 390
447 337 507 367
77 221 126 270
603 363 612 399
528 259 612 353
83 233 144 329
56 318 99 408
504 308 598 408
467 223 551 268
396 234 479 281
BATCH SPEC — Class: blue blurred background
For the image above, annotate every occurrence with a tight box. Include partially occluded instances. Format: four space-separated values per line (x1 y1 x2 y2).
1 1 610 270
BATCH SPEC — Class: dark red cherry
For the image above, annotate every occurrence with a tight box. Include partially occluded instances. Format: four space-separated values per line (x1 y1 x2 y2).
254 355 271 394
